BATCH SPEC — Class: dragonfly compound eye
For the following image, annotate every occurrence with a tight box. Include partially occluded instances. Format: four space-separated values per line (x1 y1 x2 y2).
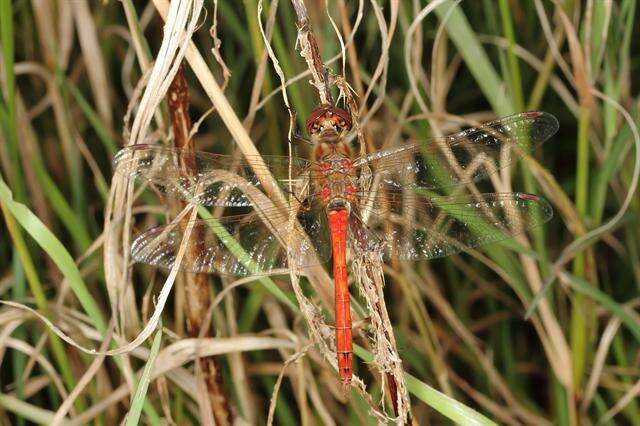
331 107 352 131
306 105 352 135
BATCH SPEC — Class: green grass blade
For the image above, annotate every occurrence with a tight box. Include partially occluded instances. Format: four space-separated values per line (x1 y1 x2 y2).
1 195 84 412
354 345 497 425
563 272 640 341
30 162 92 251
498 0 524 111
0 178 106 333
404 373 497 425
0 0 25 201
65 79 118 156
196 205 297 311
11 257 26 426
125 326 163 426
0 394 69 426
433 1 510 116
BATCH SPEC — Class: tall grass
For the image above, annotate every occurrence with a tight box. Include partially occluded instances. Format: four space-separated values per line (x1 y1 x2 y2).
0 0 638 424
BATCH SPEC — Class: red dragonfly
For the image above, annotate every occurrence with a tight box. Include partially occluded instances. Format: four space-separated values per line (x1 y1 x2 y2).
114 107 557 384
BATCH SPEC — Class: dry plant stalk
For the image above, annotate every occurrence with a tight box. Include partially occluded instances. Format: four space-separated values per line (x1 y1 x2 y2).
166 63 234 425
290 0 333 105
104 0 205 352
352 255 411 423
256 1 342 413
287 0 412 422
335 75 412 422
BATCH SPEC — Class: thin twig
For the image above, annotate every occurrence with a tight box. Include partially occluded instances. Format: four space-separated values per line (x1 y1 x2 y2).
290 0 333 105
167 63 234 426
287 1 412 422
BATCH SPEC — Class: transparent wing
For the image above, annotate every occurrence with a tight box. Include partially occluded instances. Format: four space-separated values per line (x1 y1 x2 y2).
114 145 315 207
351 191 553 261
353 111 558 190
131 205 331 275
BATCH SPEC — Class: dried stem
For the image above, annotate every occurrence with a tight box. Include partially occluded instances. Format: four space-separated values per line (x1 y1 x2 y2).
353 255 411 423
167 63 234 426
287 1 412 422
290 0 333 105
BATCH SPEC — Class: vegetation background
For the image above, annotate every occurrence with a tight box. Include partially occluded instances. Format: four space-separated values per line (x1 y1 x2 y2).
0 0 638 424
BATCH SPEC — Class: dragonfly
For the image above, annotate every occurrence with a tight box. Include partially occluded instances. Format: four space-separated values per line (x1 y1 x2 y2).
114 107 558 384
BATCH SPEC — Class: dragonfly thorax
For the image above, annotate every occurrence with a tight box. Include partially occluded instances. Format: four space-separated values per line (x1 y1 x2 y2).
318 155 353 175
316 152 358 200
317 171 359 207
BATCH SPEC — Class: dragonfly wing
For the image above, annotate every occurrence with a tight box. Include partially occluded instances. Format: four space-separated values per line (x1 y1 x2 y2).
131 206 331 275
355 191 553 261
353 112 558 190
113 145 314 207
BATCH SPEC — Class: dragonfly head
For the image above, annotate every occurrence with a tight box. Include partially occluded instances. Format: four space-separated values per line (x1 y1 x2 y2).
306 105 352 141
